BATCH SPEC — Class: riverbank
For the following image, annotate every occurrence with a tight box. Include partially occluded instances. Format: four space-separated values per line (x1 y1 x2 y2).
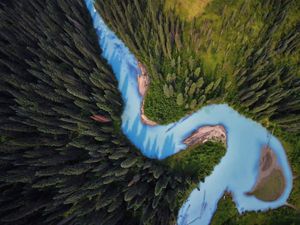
246 146 286 202
137 62 157 126
183 125 226 147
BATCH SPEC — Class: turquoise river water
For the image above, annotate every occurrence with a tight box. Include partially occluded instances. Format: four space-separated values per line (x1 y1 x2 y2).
84 1 293 224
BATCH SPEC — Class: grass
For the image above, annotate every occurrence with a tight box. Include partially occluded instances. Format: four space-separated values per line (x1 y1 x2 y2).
194 0 265 80
251 169 286 202
164 0 212 21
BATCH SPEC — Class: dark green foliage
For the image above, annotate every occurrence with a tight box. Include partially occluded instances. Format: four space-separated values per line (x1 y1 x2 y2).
1 0 300 225
164 142 226 183
0 1 192 224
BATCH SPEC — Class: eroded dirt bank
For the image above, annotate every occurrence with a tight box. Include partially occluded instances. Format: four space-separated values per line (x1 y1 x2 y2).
137 62 158 126
183 125 226 147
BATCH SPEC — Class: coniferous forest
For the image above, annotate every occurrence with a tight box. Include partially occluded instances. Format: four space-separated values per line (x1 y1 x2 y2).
0 1 195 224
0 0 300 225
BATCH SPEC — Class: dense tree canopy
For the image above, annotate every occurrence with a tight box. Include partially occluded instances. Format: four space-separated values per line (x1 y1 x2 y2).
0 0 299 225
0 1 194 224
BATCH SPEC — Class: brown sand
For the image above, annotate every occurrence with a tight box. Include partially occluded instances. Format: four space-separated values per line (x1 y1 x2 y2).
183 125 226 147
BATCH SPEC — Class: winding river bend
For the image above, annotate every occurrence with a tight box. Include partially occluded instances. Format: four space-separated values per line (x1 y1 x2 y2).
84 1 293 224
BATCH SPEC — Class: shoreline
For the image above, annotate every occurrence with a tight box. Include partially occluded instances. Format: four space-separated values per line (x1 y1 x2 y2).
183 125 227 147
137 62 158 126
137 62 227 147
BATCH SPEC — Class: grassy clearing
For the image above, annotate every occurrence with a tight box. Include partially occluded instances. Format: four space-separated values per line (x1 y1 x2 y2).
194 0 265 81
164 0 212 21
251 169 285 202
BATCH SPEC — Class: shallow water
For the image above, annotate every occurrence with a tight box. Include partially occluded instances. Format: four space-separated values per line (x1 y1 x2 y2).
84 1 293 224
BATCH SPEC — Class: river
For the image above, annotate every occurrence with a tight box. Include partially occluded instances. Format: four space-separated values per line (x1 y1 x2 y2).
83 1 293 224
